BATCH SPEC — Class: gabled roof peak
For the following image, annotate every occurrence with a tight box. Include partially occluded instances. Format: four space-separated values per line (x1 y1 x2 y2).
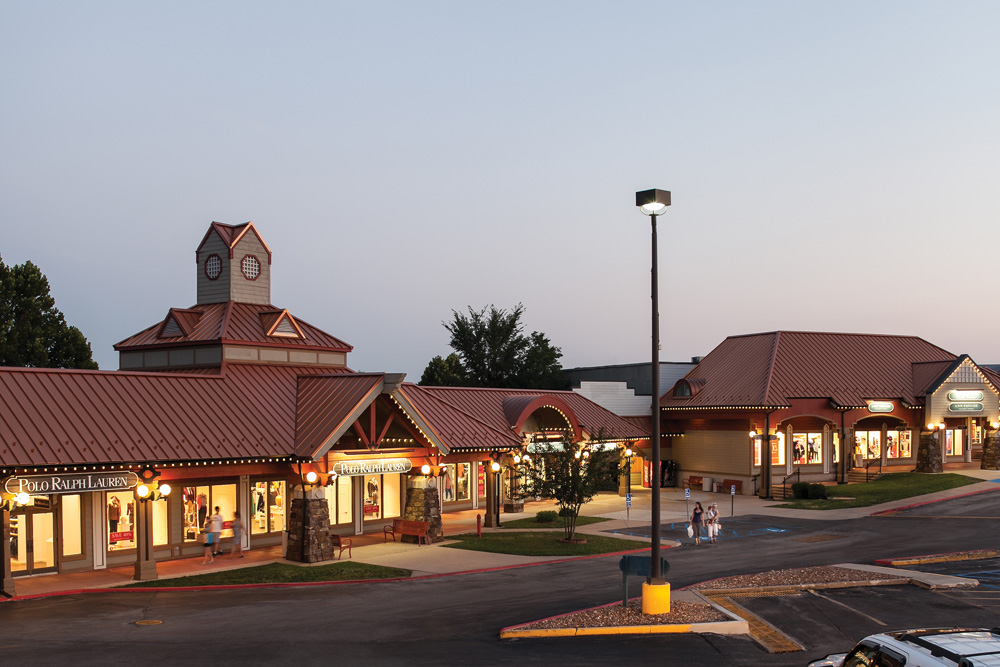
196 221 272 264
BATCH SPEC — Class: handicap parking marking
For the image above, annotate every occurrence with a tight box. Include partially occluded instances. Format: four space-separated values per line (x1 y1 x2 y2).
604 518 793 542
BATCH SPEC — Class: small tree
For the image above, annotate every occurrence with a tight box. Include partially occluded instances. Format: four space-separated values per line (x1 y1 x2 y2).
519 431 622 541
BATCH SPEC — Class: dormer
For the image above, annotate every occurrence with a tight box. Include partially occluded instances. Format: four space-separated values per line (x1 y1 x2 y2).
195 222 273 305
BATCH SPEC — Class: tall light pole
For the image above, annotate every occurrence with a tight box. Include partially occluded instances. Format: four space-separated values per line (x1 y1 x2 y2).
636 188 671 614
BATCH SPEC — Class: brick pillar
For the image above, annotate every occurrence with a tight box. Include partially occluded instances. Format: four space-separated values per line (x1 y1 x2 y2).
915 431 943 473
286 487 334 563
403 477 443 543
981 431 1000 470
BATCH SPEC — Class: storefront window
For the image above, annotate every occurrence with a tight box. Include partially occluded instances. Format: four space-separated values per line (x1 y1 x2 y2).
855 431 880 459
107 490 136 551
184 484 238 542
772 433 785 466
61 494 82 557
832 432 840 464
855 430 911 459
752 433 785 466
885 431 912 458
323 476 353 526
945 429 964 456
251 481 286 535
478 462 486 498
362 474 401 521
441 463 471 502
792 433 823 465
455 463 470 501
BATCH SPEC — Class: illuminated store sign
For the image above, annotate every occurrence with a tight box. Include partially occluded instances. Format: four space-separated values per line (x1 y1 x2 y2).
949 402 984 413
4 471 139 496
867 401 894 413
948 390 984 401
331 458 412 477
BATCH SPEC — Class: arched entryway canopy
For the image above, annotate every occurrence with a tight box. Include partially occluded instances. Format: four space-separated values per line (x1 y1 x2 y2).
501 395 583 444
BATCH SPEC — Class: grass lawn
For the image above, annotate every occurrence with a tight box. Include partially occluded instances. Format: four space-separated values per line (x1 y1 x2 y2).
776 472 982 510
443 531 644 556
122 561 412 588
499 515 610 529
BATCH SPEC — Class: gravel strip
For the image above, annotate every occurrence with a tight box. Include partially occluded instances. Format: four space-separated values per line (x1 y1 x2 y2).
691 565 907 591
513 566 906 630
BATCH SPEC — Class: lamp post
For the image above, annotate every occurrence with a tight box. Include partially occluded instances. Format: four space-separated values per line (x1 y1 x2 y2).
636 188 670 614
490 460 502 528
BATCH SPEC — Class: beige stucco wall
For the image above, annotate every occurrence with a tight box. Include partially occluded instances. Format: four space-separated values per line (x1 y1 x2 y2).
672 430 751 477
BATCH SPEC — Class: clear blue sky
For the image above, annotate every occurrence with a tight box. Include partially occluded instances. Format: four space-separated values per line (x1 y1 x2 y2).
3 2 998 378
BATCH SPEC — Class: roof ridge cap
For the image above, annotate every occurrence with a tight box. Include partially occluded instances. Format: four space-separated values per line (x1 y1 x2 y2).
761 331 781 405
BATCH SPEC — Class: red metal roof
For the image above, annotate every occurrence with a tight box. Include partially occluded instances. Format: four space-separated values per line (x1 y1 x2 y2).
115 301 352 352
661 331 958 410
405 385 649 449
0 364 351 468
293 374 384 458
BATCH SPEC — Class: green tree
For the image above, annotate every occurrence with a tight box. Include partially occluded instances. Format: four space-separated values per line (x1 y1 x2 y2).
419 304 565 389
519 432 623 541
0 255 98 369
419 353 466 386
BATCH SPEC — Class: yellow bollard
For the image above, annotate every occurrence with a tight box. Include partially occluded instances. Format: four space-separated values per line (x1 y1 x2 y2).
641 580 671 614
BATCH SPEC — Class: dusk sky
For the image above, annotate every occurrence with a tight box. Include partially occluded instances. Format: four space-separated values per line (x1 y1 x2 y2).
3 2 998 379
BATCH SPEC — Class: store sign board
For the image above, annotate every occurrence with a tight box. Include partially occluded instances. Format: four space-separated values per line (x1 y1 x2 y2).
948 390 984 401
4 471 139 496
331 458 412 477
949 402 984 413
867 401 894 413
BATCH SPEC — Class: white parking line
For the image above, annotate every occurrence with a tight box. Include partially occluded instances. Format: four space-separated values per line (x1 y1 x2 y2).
807 590 887 626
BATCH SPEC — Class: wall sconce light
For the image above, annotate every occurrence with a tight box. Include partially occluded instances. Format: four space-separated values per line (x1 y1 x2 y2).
421 464 431 475
490 461 501 473
305 471 319 484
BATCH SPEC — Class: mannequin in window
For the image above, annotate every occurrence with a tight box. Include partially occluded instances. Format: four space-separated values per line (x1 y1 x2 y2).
108 497 121 539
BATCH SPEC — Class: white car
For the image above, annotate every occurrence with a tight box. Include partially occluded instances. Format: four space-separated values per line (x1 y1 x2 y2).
807 627 1000 667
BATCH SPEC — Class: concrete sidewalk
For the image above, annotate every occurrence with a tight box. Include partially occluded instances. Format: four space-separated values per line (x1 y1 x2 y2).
7 472 999 600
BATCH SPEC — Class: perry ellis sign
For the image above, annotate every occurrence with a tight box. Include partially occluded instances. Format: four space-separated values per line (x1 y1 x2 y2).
4 471 140 496
331 458 412 477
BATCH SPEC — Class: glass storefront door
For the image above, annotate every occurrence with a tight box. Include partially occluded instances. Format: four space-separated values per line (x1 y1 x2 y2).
10 508 57 575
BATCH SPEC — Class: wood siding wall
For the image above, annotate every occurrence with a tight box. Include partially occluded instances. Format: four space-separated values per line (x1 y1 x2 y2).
197 235 232 304
229 234 270 305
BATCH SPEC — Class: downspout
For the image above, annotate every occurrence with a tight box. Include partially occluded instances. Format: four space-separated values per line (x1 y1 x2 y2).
840 410 847 484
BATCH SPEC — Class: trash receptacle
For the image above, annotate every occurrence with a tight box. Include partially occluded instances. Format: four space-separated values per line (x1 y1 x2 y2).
701 476 714 493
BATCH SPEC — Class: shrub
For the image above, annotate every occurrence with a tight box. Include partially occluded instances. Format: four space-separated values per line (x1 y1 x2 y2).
807 483 827 500
791 482 809 499
535 510 558 523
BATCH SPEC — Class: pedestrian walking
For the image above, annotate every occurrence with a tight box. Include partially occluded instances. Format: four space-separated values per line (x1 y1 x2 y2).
706 502 719 543
690 501 704 545
228 511 245 558
209 506 224 556
201 516 215 564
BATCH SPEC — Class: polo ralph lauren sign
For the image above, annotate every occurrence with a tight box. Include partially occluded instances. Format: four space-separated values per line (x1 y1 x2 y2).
331 458 412 477
4 471 140 496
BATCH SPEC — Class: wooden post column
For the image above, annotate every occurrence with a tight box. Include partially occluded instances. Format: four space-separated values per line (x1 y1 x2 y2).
133 495 157 581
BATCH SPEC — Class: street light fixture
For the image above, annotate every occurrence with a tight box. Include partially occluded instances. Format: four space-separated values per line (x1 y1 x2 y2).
636 188 671 615
490 460 502 528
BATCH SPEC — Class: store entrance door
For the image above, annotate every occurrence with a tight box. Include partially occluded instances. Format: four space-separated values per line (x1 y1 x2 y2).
10 507 57 576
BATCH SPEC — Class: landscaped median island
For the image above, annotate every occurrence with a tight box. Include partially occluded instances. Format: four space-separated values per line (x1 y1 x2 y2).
775 472 981 510
502 566 908 639
122 562 412 588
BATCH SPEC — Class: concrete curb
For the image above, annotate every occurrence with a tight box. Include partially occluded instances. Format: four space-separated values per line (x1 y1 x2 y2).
499 593 749 639
871 550 1000 568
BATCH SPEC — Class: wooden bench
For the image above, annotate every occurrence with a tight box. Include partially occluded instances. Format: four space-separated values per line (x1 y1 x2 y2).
331 534 352 560
383 518 431 546
681 475 704 491
717 479 743 495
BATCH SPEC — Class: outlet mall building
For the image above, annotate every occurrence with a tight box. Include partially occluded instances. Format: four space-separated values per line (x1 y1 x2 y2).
0 222 645 595
657 330 1000 497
